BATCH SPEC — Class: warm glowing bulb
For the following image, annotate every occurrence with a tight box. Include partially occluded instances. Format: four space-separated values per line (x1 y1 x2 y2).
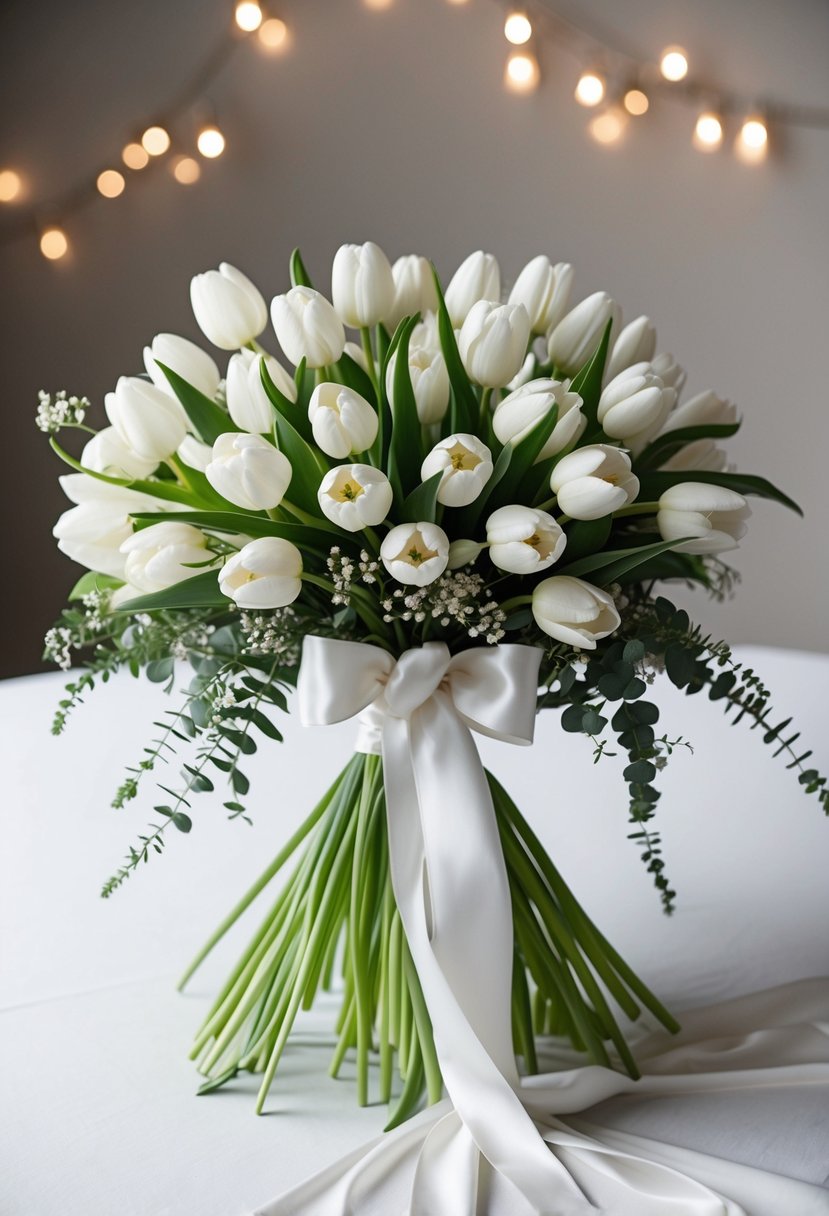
258 17 288 49
142 125 171 156
660 45 689 82
736 117 768 163
363 0 393 8
96 169 126 198
693 112 723 151
171 155 201 185
122 142 150 170
505 50 540 93
235 1 262 31
197 126 226 158
575 71 605 107
589 107 627 146
623 88 649 116
0 169 22 203
40 228 68 260
504 12 532 44
446 0 470 5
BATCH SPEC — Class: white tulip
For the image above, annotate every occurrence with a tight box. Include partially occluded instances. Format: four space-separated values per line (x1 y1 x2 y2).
547 291 619 376
532 576 621 650
651 352 686 395
205 432 292 511
387 255 439 329
550 444 639 520
343 341 370 372
105 376 188 463
219 537 303 608
53 476 165 579
493 378 585 462
444 251 501 328
271 286 346 369
120 521 212 593
508 257 573 336
598 363 675 443
659 389 737 435
506 352 538 392
308 383 378 458
661 439 729 473
331 241 395 328
177 435 214 472
190 263 268 350
421 433 493 507
605 316 657 383
81 427 158 480
486 505 566 575
317 464 393 531
447 538 485 569
143 333 221 399
458 300 530 388
386 343 450 425
380 521 450 586
657 483 750 554
225 349 296 434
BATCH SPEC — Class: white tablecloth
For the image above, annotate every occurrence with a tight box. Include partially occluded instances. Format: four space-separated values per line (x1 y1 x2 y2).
1 646 828 1215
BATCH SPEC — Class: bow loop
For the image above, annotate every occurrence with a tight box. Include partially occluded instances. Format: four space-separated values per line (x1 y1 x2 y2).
384 643 452 719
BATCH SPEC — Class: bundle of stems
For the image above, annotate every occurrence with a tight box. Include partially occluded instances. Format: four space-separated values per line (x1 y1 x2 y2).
180 754 678 1122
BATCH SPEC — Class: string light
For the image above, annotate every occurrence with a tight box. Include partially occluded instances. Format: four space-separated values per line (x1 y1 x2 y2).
362 0 394 9
693 111 723 152
40 227 68 261
505 49 540 93
234 1 263 32
623 88 649 116
575 71 605 108
736 115 768 164
504 11 533 45
96 169 126 198
197 125 226 158
0 169 23 203
660 45 689 82
258 17 288 50
171 155 201 185
122 142 150 171
589 107 627 145
141 125 171 157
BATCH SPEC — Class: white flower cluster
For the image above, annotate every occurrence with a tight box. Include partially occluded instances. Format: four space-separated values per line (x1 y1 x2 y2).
43 626 74 670
239 607 301 663
36 390 90 434
81 589 111 634
326 546 379 607
382 570 507 645
211 684 237 725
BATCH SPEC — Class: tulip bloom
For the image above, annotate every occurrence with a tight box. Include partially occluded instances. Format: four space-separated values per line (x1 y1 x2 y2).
82 427 158 480
605 315 657 383
226 349 296 434
205 432 292 511
550 444 639 520
532 575 621 650
271 286 346 369
458 301 530 388
657 482 750 554
190 263 268 350
177 435 213 472
308 383 378 459
219 537 303 608
486 505 566 575
385 343 450 425
143 333 221 400
508 257 573 336
317 464 393 531
659 389 737 435
120 521 212 593
331 241 396 329
547 291 618 376
447 538 485 569
492 378 585 462
661 440 729 473
651 352 686 395
53 475 165 579
380 521 450 586
387 255 439 329
444 251 501 328
598 364 675 443
105 376 188 463
421 433 493 507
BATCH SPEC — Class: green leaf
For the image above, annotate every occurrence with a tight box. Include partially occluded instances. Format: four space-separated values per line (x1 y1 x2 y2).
399 470 444 523
49 438 208 507
388 314 424 502
115 570 230 613
146 657 174 684
290 247 314 288
270 404 330 518
129 509 336 554
569 320 612 429
172 811 192 833
636 422 741 470
68 571 123 601
560 516 612 563
559 536 690 585
624 760 657 784
665 643 697 688
294 358 315 414
332 351 376 405
432 266 478 433
637 470 802 516
156 362 236 446
485 405 559 513
260 356 314 444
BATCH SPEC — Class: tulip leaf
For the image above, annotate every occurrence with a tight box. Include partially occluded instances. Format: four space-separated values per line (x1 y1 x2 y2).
294 357 315 414
128 510 337 556
266 388 331 518
115 570 231 613
636 470 802 515
68 571 124 601
431 266 478 434
635 422 742 470
388 314 424 503
374 315 411 465
569 320 612 429
484 404 559 514
290 247 314 289
398 470 444 524
155 362 238 446
49 438 209 507
559 536 691 585
561 516 612 562
260 358 314 444
333 351 376 406
616 551 707 586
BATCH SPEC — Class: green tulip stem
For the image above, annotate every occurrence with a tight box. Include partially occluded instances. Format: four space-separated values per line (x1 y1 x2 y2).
613 502 659 518
479 386 493 432
360 327 381 402
500 594 532 614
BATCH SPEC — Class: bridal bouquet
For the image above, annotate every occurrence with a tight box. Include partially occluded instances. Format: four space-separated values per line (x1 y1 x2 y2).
42 242 827 1129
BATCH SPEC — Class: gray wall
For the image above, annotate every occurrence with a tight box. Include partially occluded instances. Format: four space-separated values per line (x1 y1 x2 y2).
1 0 827 677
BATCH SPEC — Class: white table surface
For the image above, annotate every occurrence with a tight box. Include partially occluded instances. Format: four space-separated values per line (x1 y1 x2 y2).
2 646 828 1215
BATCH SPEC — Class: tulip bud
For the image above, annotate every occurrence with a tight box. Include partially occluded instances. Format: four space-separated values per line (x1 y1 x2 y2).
205 432 292 511
386 343 450 425
387 255 439 330
53 476 164 579
447 538 485 570
105 376 188 463
532 576 621 650
657 482 750 554
343 341 370 373
547 291 619 376
308 383 378 459
486 505 566 575
659 389 737 435
598 364 675 443
421 433 493 507
444 251 501 328
219 537 303 608
661 439 729 473
604 315 657 383
120 521 212 593
271 286 346 369
190 263 268 350
550 444 639 520
82 426 158 480
651 352 686 395
506 352 537 392
177 435 214 472
225 349 296 434
380 521 450 586
331 241 396 328
493 378 585 462
143 333 221 400
317 464 393 531
508 257 573 336
458 300 530 388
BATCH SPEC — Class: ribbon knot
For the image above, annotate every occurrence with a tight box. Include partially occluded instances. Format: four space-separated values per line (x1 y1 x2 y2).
383 642 451 719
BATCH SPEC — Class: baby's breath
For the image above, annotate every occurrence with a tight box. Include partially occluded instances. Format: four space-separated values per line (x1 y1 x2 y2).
36 389 90 434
